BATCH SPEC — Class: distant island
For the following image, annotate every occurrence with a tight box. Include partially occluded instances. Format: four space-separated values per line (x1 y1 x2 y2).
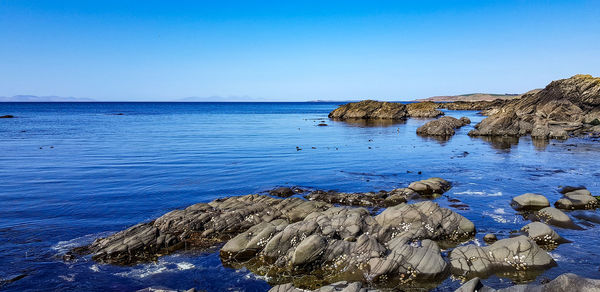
414 92 531 102
0 95 95 102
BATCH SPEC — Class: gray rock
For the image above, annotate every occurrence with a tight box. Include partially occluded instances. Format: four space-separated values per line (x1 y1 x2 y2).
483 233 497 243
406 102 445 118
86 195 331 265
510 193 550 211
269 187 297 197
531 207 583 230
269 281 380 292
449 236 556 278
328 100 408 120
407 177 452 197
455 273 600 292
416 116 471 137
555 188 598 210
520 222 570 248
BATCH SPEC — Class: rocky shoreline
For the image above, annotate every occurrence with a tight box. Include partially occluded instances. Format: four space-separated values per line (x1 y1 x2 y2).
68 176 600 291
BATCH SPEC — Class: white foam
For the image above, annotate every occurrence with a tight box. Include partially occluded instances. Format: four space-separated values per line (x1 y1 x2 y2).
454 191 503 197
482 211 508 223
115 260 195 279
52 231 114 254
90 265 100 272
494 208 506 214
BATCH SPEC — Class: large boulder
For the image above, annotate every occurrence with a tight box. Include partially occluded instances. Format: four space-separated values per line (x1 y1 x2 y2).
85 195 331 265
555 188 598 210
469 74 600 140
328 100 408 120
520 222 570 248
456 273 600 292
416 116 471 137
269 281 379 292
530 207 583 230
449 236 556 279
510 193 550 211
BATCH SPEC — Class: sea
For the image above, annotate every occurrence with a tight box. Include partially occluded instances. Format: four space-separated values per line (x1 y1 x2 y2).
1 102 599 291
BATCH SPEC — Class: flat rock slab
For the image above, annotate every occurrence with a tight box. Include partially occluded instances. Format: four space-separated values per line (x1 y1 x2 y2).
510 193 550 211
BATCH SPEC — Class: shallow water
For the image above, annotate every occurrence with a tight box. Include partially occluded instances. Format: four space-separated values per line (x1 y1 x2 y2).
1 102 599 291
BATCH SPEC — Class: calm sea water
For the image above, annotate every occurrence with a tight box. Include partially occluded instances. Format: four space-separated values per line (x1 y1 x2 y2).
1 102 600 291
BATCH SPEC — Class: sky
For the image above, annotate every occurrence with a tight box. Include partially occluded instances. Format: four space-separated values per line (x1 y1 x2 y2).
1 1 599 101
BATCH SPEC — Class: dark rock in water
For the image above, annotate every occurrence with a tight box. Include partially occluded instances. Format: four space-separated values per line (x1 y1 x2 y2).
416 116 470 137
317 123 328 126
469 74 600 140
530 207 583 230
328 100 408 120
510 193 550 211
406 102 444 118
0 273 27 286
304 178 451 208
456 273 600 292
222 201 474 288
328 100 444 121
559 185 587 194
449 236 556 279
269 187 296 198
572 210 600 224
269 281 379 292
483 233 497 243
554 188 598 210
520 222 570 248
0 115 14 118
83 195 331 265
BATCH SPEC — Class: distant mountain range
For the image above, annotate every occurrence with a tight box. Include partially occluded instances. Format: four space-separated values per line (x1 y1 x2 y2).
0 95 95 102
414 93 524 102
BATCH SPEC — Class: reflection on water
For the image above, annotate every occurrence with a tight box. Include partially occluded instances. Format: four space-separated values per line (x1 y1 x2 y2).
478 135 521 151
330 118 406 127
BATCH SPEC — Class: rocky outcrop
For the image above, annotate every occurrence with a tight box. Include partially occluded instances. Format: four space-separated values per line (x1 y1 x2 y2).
269 187 302 198
510 193 550 211
416 116 471 137
520 222 570 248
269 281 379 292
406 102 444 118
438 99 515 112
304 178 451 208
449 236 556 278
530 207 582 230
0 115 14 118
222 201 474 288
328 100 408 120
456 273 600 292
554 188 598 210
328 100 443 120
469 75 600 139
86 195 331 265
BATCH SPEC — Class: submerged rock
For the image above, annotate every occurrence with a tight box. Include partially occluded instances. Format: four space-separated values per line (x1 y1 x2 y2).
0 115 15 118
456 273 600 292
85 195 331 265
469 74 600 140
510 193 550 211
269 187 297 198
416 116 471 137
530 207 583 230
449 236 556 279
554 188 598 210
520 222 570 248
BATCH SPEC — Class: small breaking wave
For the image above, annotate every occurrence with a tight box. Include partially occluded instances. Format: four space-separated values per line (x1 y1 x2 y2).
454 190 503 197
52 231 114 254
115 259 196 279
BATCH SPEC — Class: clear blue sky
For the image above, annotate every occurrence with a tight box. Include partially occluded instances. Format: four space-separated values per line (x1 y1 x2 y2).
1 1 599 101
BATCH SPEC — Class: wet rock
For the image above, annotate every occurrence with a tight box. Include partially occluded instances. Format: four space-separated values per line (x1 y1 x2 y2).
269 281 379 292
305 190 392 208
449 236 556 278
317 123 328 126
559 185 587 194
456 273 600 292
469 74 600 140
510 193 550 211
328 100 408 120
530 207 583 230
269 187 297 198
554 188 598 210
0 273 27 286
0 115 14 118
483 233 497 243
416 116 471 137
223 202 474 288
407 177 452 197
406 102 444 118
85 195 331 265
520 222 570 249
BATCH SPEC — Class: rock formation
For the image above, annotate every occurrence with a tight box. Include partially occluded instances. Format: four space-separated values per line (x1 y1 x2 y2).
530 207 582 230
416 116 471 137
520 222 570 248
469 75 600 139
405 102 444 118
554 188 598 210
510 193 550 211
328 100 443 120
456 273 600 292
